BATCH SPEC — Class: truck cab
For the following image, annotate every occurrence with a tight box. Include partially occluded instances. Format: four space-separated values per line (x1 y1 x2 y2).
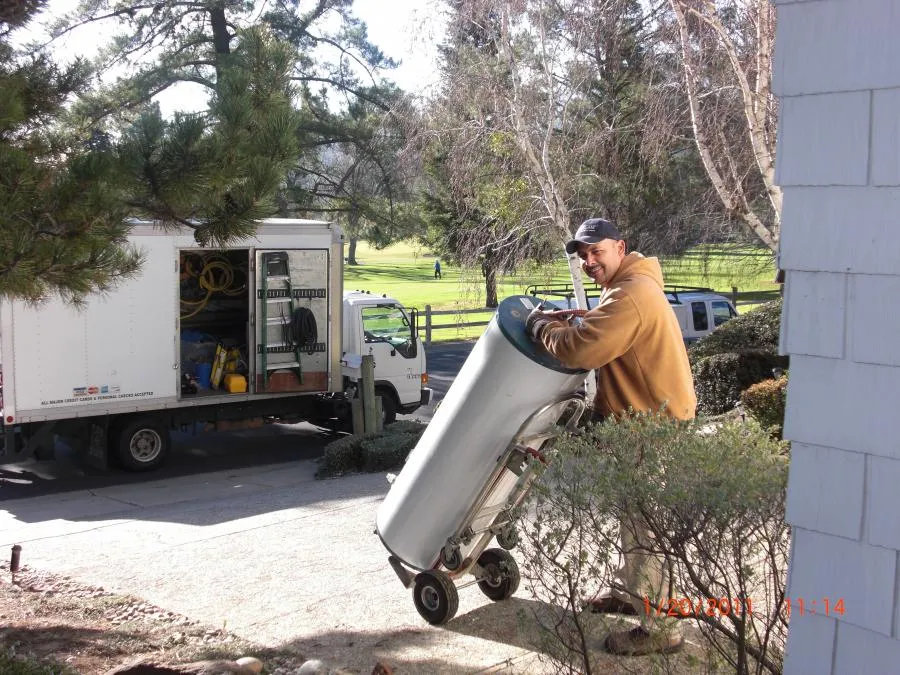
340 290 431 423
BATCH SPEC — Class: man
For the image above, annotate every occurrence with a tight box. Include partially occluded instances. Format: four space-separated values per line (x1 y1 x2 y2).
526 217 696 656
434 258 442 279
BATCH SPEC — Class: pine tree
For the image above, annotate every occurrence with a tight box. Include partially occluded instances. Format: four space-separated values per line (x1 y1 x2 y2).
112 26 303 246
53 0 399 234
0 1 140 303
1 2 314 301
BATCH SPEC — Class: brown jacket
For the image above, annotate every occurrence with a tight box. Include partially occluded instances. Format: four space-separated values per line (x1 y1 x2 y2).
539 253 696 420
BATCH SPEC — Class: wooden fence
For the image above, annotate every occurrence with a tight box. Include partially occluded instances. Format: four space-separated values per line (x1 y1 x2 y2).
422 307 494 347
422 287 780 346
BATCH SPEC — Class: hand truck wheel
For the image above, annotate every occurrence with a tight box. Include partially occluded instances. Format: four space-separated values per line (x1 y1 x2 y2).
496 524 519 550
476 548 520 601
412 570 459 625
440 544 463 571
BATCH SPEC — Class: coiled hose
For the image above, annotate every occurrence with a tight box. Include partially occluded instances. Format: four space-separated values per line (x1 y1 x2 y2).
283 306 318 354
180 254 247 320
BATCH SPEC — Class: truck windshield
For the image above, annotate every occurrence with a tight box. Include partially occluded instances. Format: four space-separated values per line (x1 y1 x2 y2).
362 306 416 358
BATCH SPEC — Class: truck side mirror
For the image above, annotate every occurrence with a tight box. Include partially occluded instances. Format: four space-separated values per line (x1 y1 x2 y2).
409 308 418 337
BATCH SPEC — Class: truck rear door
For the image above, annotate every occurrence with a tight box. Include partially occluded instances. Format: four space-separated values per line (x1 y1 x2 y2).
255 249 330 394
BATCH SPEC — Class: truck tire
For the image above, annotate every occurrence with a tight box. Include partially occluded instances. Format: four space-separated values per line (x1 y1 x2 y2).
376 388 397 426
115 417 171 472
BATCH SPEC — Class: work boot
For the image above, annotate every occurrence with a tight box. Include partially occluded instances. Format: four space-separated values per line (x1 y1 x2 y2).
605 625 684 656
583 594 638 615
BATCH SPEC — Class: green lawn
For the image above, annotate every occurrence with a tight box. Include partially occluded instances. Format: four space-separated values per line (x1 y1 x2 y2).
344 241 779 343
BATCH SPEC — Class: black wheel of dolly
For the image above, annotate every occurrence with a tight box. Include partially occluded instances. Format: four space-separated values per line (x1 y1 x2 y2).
476 548 520 601
412 570 459 625
440 545 463 571
496 524 519 550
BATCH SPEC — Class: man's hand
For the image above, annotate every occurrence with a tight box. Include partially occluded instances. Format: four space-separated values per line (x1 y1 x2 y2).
546 309 587 321
525 304 554 341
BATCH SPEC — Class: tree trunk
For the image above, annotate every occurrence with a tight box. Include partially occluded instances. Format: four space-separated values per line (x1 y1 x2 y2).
483 260 498 308
209 5 231 56
347 238 358 265
669 0 780 252
209 4 231 85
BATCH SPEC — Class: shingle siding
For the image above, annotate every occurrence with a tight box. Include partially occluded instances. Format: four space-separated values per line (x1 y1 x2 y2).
777 1 900 671
775 92 870 187
774 1 900 96
785 443 864 540
778 187 900 275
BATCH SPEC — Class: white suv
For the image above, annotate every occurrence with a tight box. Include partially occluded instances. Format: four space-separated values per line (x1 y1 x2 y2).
525 284 738 345
665 287 738 344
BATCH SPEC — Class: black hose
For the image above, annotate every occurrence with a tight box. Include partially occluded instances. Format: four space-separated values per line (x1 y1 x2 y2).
290 307 318 354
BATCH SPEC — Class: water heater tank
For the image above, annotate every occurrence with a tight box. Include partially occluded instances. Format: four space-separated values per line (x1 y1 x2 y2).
375 294 587 571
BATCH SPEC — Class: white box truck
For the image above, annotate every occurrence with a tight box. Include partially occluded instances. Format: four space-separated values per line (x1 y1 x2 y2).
0 219 431 471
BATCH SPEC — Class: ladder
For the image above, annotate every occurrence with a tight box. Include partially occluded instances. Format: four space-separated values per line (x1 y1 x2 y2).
259 251 305 389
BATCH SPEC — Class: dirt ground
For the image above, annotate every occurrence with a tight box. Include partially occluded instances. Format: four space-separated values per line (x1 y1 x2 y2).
0 558 724 675
0 562 310 675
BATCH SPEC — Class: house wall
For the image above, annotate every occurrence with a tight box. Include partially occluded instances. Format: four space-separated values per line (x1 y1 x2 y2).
776 0 900 672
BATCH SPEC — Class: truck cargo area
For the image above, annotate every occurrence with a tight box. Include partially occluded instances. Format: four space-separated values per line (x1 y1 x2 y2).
0 218 430 472
179 249 251 398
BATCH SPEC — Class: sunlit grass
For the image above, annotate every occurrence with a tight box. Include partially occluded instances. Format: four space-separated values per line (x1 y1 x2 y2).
344 241 778 343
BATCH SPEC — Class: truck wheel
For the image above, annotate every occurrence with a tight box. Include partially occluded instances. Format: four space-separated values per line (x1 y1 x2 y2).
412 570 458 625
376 388 397 426
116 417 171 471
476 548 520 602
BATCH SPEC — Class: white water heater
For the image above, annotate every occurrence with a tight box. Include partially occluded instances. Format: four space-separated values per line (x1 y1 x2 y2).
376 294 587 571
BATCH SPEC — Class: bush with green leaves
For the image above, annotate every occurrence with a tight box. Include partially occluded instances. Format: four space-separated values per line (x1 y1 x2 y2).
316 420 426 478
518 414 789 675
0 647 74 675
741 376 788 437
689 299 783 362
689 299 787 415
693 352 786 416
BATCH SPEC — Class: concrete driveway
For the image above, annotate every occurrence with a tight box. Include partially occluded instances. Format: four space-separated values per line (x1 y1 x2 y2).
0 341 568 672
0 455 549 673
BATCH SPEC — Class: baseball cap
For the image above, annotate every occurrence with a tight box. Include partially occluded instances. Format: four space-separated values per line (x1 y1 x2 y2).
564 218 622 254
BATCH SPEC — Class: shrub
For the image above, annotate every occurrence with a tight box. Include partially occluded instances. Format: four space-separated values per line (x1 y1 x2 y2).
693 352 786 416
741 375 788 436
0 649 74 675
689 298 784 362
688 299 787 416
361 433 421 472
519 415 790 675
316 421 426 478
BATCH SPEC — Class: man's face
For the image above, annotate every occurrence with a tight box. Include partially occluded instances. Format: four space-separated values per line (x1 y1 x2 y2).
577 239 626 285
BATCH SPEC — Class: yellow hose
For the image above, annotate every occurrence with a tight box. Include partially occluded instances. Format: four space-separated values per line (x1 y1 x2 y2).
180 254 247 320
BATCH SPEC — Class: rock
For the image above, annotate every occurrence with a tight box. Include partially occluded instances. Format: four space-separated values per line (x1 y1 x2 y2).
371 663 394 675
296 659 328 675
235 657 263 674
